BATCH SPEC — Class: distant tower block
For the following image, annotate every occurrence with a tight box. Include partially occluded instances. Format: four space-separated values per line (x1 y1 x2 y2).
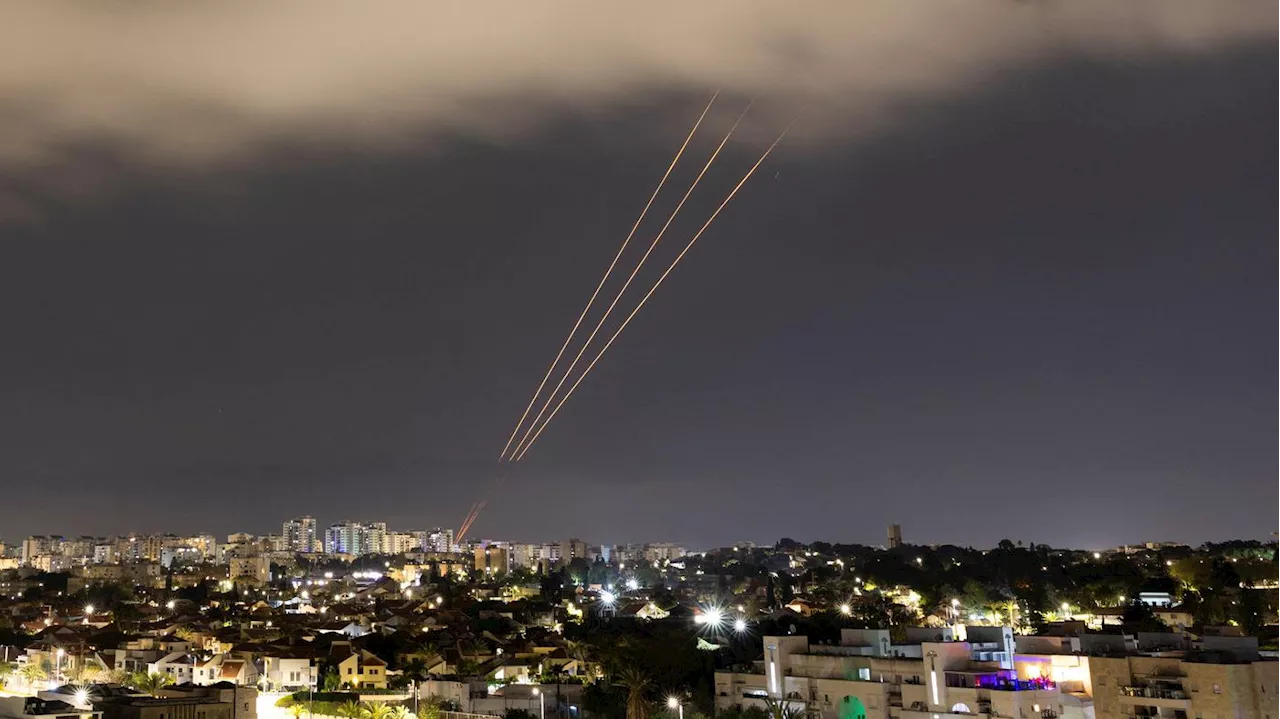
887 524 902 549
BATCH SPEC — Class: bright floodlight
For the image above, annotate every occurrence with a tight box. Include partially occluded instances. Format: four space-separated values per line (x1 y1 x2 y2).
1061 602 1070 611
532 688 540 696
839 603 852 616
625 578 639 591
667 697 680 709
699 606 724 628
950 598 959 606
733 618 747 633
600 591 616 605
1093 552 1101 559
166 600 176 610
84 604 94 615
74 690 89 706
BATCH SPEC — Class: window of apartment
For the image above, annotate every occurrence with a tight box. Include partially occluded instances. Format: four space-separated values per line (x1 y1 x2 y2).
347 668 354 674
858 668 871 681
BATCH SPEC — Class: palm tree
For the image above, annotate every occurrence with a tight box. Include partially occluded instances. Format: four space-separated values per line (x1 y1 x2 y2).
131 671 175 695
762 697 804 719
385 706 410 719
20 661 48 686
0 662 13 689
337 701 364 719
288 705 306 719
363 702 395 719
614 666 652 719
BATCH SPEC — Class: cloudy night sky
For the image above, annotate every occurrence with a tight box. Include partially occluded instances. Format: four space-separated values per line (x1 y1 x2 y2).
1 2 1274 550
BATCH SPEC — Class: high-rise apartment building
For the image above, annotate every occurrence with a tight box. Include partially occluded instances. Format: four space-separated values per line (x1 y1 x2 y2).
424 529 454 553
324 521 387 556
282 516 317 553
887 523 903 549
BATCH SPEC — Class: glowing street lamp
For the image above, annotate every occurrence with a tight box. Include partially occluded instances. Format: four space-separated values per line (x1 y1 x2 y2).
533 688 545 719
838 604 852 616
600 591 616 606
1061 602 1071 620
667 697 683 719
166 600 177 610
733 618 748 633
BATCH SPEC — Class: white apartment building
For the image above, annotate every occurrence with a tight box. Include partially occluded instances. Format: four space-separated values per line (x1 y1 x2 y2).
283 516 318 553
643 542 685 563
719 628 1277 719
717 627 1064 719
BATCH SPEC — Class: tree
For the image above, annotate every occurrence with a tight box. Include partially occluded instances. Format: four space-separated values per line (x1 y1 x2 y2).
20 661 48 685
131 671 175 695
762 698 804 719
337 701 365 718
288 705 306 719
615 666 652 719
363 702 395 719
324 669 342 692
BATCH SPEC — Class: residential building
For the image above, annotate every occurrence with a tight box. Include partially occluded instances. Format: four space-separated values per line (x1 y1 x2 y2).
717 628 1054 719
229 555 270 585
476 545 512 575
643 543 685 564
324 522 386 556
262 649 318 691
388 532 421 555
329 643 388 689
21 536 59 566
148 651 199 685
283 516 317 554
559 538 588 564
97 696 232 719
425 528 455 553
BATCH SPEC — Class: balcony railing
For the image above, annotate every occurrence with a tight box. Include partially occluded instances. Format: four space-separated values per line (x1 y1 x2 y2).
1122 687 1188 700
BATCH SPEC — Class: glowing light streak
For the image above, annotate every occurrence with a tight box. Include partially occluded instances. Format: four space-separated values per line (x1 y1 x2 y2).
512 124 792 461
497 91 719 461
509 102 752 461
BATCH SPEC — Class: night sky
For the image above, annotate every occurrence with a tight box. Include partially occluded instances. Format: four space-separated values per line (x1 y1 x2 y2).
1 2 1274 550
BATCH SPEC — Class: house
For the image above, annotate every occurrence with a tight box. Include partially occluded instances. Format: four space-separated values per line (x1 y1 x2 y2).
192 655 257 686
261 649 318 692
147 651 198 685
329 643 387 689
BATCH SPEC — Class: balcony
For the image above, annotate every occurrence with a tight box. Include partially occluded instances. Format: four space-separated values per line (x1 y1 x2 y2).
1117 687 1190 711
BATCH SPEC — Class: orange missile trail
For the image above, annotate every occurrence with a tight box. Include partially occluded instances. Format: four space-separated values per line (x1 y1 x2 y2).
496 91 721 462
458 498 486 542
512 124 793 462
508 102 754 462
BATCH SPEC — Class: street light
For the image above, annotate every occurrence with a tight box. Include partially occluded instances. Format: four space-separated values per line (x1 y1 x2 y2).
55 648 64 683
667 697 683 719
533 688 546 719
733 618 748 633
839 604 852 616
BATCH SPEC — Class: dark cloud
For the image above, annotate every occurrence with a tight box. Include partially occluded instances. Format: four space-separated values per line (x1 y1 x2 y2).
0 7 1273 549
